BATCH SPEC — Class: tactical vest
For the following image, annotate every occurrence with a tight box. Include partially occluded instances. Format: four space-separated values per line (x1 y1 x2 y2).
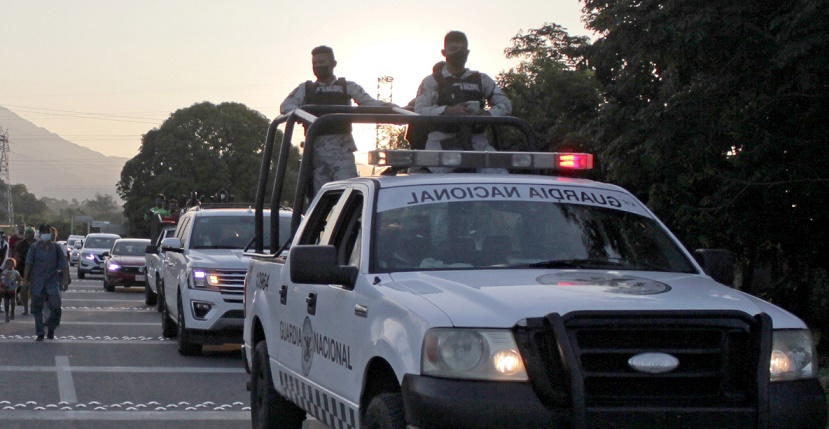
304 78 352 134
435 71 486 133
435 71 485 108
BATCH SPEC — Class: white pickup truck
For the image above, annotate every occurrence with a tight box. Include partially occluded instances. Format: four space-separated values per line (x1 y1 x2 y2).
144 225 176 309
243 108 826 429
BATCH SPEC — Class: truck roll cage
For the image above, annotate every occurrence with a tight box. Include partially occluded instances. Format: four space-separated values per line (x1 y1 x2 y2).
252 105 537 256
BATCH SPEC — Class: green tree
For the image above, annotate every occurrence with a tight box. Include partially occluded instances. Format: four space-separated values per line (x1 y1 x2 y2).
577 0 829 329
10 183 49 226
497 23 601 153
118 102 292 236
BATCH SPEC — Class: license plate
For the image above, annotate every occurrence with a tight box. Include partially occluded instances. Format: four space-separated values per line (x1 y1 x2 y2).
136 275 145 282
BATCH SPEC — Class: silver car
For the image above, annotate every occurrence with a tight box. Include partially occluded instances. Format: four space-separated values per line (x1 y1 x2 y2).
78 233 121 279
69 241 83 266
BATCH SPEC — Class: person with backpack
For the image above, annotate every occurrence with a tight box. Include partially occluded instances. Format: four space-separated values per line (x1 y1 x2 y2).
22 224 69 341
280 45 390 194
414 31 512 173
13 227 36 315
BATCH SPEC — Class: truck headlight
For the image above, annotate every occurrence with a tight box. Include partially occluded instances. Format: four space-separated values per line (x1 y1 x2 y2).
422 328 528 381
190 269 221 291
770 330 817 382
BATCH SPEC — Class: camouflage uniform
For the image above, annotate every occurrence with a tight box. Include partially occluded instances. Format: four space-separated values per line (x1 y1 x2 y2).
414 64 512 174
281 77 386 194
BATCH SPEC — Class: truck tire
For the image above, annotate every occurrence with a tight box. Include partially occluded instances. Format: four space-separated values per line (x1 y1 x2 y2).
145 284 157 306
78 271 85 280
155 277 164 312
363 392 406 429
251 341 306 429
103 278 114 292
161 293 177 339
177 294 202 356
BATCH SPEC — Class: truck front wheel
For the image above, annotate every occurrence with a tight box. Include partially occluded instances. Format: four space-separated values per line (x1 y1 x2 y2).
177 294 202 356
251 341 306 429
145 283 157 306
363 392 406 429
161 290 177 338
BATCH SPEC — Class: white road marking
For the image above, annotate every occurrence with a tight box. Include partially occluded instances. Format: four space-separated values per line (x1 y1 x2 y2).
0 365 244 373
51 321 158 326
0 410 250 420
55 356 78 403
0 338 172 344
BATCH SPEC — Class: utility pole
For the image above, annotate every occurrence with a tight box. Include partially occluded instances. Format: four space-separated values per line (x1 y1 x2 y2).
0 127 14 225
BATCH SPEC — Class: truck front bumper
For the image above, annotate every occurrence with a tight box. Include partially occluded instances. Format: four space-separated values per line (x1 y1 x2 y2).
401 375 827 429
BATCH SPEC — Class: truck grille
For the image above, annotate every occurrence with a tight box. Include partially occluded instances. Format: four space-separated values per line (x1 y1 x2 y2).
516 311 771 427
120 266 145 275
211 269 247 302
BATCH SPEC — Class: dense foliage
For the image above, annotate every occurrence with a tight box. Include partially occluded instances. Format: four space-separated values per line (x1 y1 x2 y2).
500 1 829 336
117 102 296 237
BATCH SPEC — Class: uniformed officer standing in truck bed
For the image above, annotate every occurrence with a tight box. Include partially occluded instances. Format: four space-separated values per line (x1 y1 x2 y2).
280 45 389 194
414 31 512 173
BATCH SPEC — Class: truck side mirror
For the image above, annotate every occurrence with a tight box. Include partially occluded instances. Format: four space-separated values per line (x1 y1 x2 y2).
160 237 183 251
694 249 735 286
290 245 357 289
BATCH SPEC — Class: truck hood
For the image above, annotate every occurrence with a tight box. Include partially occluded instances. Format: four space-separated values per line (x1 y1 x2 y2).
187 249 250 269
387 270 805 329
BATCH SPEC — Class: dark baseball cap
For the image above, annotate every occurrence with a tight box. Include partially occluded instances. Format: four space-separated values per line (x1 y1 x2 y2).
38 223 52 233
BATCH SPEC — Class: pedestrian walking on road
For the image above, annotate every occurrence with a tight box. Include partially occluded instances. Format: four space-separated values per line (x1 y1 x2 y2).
22 224 69 341
1 258 22 322
13 227 36 315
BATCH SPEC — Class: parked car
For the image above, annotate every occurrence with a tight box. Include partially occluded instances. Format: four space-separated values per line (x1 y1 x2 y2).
102 238 151 292
77 233 121 279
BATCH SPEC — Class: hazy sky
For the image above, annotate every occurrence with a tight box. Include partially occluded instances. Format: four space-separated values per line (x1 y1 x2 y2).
1 0 590 159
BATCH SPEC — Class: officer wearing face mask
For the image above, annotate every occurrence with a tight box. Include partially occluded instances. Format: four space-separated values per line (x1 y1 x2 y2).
414 31 512 173
280 45 390 194
22 223 69 341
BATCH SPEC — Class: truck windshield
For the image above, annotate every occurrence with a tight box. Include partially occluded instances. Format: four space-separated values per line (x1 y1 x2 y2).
373 191 696 274
191 214 290 250
112 241 150 256
86 237 117 249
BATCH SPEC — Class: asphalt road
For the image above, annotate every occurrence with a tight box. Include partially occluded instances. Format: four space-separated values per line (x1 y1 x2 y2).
0 266 326 429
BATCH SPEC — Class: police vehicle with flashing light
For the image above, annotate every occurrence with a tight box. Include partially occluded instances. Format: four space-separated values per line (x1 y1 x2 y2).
242 107 826 429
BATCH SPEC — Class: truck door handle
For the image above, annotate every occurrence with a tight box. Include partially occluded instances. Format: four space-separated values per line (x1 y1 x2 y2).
306 293 317 316
279 285 288 305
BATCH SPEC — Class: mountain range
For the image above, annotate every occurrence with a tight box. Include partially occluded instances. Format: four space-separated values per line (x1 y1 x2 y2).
0 106 128 202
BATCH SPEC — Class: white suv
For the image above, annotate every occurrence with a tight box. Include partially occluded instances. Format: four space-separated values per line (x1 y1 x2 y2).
160 206 291 355
77 233 121 279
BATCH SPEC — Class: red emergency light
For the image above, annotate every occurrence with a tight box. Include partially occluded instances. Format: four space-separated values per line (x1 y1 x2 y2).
555 153 594 170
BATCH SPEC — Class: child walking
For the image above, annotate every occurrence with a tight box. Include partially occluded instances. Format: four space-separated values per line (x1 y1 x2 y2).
1 258 22 322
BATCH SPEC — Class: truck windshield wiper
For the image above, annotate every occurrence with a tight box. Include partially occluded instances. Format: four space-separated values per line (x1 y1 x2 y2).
526 258 631 269
525 258 670 271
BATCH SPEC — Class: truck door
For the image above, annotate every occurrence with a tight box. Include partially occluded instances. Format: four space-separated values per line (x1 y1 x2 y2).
164 215 192 320
279 187 368 427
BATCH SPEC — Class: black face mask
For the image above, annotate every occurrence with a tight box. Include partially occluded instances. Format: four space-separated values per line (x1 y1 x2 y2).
445 50 468 68
313 66 333 81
